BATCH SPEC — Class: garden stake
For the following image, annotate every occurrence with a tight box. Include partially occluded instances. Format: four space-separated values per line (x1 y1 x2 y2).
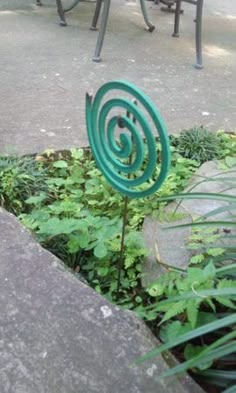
116 195 129 297
115 104 137 298
86 80 171 298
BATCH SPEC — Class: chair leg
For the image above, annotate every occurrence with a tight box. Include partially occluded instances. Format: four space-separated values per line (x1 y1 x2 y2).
92 0 111 62
195 0 204 69
90 0 103 31
172 0 181 37
56 0 67 26
139 0 155 32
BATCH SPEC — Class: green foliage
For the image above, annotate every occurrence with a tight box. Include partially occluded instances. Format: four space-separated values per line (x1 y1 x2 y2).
1 131 235 391
0 155 48 214
16 149 148 300
139 262 236 329
21 195 146 300
6 144 196 302
138 163 236 391
136 314 236 389
217 131 236 160
188 228 228 265
171 127 222 163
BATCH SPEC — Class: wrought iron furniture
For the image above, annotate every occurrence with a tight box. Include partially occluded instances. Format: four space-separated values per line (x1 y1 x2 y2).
172 0 204 69
151 0 203 68
35 0 203 68
160 0 175 10
53 0 155 62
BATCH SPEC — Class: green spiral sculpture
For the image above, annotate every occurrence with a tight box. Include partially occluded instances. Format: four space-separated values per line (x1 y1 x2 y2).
86 80 171 198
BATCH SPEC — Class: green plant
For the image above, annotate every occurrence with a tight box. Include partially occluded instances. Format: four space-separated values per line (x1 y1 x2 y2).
136 314 236 387
1 133 235 391
171 127 222 163
0 155 48 214
139 261 235 324
18 149 151 301
15 145 198 302
187 227 235 266
217 131 236 160
137 167 236 392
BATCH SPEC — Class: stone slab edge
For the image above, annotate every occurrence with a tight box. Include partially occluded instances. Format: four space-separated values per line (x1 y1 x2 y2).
0 208 203 393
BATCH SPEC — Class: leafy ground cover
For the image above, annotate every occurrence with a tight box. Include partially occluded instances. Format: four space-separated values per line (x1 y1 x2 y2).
0 142 200 301
0 129 235 392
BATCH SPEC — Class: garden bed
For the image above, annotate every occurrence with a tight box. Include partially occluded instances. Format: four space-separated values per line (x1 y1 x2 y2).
0 129 235 392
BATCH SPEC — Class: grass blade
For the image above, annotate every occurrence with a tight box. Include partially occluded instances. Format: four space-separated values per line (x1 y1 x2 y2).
135 314 236 364
223 385 236 393
161 342 236 378
198 369 236 382
146 288 236 309
159 193 236 203
160 330 236 377
216 264 236 276
199 204 236 220
166 221 236 230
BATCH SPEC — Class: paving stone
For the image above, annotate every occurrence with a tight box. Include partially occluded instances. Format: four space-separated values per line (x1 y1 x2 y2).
0 208 203 393
142 203 192 287
142 160 236 286
182 160 236 219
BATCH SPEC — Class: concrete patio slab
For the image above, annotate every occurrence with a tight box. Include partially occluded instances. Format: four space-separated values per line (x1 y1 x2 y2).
0 0 235 155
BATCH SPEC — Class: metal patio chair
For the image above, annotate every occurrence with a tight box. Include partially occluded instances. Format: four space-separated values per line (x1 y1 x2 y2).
52 0 155 62
153 0 204 68
172 0 204 68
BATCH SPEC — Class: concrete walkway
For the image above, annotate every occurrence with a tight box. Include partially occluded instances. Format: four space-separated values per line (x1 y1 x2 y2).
0 0 235 155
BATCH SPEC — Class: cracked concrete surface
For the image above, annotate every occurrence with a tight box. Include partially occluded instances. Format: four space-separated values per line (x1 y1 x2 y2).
0 0 235 154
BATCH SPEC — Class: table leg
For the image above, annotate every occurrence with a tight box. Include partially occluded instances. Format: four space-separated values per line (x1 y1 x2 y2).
195 0 204 69
90 0 103 31
172 0 182 37
139 0 155 32
56 0 67 25
92 0 111 62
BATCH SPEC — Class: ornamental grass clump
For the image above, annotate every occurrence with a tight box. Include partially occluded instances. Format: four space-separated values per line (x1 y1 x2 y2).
172 127 221 163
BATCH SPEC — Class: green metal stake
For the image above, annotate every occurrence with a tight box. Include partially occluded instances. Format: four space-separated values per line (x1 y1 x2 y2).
115 105 137 298
86 80 171 297
116 195 129 297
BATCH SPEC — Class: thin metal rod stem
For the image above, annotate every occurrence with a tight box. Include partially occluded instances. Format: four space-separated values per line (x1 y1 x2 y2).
116 103 138 298
116 195 129 298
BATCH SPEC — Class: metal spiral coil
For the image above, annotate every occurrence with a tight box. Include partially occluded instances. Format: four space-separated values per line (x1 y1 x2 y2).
86 80 171 198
